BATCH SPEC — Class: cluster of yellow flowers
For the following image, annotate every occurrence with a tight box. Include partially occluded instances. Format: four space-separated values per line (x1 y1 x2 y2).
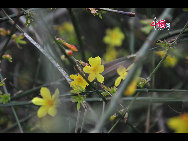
31 56 105 118
31 54 138 119
70 56 104 90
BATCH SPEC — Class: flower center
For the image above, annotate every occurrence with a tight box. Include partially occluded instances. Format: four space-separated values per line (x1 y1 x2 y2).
92 66 98 73
111 33 118 40
77 77 83 82
46 99 54 107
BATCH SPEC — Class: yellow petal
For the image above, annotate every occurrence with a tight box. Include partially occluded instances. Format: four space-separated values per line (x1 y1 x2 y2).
88 73 96 82
125 80 137 96
80 80 89 89
83 66 92 73
32 97 45 106
52 89 60 106
98 65 104 73
96 74 104 83
117 66 127 76
48 106 57 117
70 74 76 79
126 63 134 71
37 106 48 118
52 88 59 101
121 72 128 80
88 56 101 66
167 118 184 133
40 87 52 100
115 77 122 87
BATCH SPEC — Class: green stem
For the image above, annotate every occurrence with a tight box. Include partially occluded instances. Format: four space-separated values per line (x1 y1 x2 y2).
0 73 23 133
97 8 135 17
11 78 64 100
129 8 135 54
126 121 142 133
107 93 140 133
67 8 86 62
108 118 121 133
0 101 31 107
147 49 169 81
11 106 24 133
0 113 35 133
157 28 188 40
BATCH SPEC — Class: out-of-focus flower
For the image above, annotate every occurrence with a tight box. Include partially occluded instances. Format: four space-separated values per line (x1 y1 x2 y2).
32 87 60 118
124 78 138 96
103 27 125 47
2 54 12 62
55 22 74 36
83 56 104 83
110 113 117 121
115 64 134 87
103 46 118 62
140 19 153 34
87 8 98 15
0 28 10 36
54 22 77 45
70 74 89 90
11 34 27 48
65 49 73 56
155 51 178 68
0 94 10 104
167 113 188 133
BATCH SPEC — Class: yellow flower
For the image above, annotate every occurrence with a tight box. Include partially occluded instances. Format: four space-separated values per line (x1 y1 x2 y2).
55 22 74 35
32 87 60 118
167 113 188 133
54 22 77 45
124 79 138 96
70 74 89 90
103 27 125 47
110 114 117 121
103 46 118 63
155 51 178 68
115 64 133 87
83 56 104 83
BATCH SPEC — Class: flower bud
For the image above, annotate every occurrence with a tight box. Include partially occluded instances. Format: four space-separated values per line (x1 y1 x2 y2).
66 49 73 56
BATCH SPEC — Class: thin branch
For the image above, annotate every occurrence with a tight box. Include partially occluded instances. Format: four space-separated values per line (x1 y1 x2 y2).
0 113 35 133
97 8 135 17
67 8 86 62
0 73 23 133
